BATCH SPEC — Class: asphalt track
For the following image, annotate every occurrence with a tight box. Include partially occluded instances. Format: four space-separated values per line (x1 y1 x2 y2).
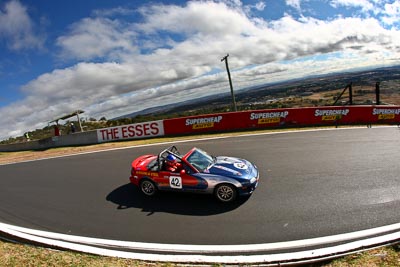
1 127 400 261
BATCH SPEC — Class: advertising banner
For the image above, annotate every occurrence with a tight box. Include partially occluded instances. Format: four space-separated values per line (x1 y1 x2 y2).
372 107 400 121
163 106 400 135
97 120 164 142
163 113 237 135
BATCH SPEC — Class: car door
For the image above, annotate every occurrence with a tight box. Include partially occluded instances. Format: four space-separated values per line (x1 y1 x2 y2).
158 162 200 191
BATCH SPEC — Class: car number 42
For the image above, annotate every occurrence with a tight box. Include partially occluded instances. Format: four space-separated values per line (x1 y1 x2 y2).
169 176 182 189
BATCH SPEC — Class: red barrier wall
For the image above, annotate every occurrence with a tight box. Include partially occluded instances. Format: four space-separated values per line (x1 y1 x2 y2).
163 106 400 135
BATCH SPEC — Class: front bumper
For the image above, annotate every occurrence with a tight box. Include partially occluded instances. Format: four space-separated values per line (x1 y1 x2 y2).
238 174 259 196
129 168 139 186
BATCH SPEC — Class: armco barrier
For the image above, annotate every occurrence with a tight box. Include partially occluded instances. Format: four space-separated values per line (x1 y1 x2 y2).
1 105 399 152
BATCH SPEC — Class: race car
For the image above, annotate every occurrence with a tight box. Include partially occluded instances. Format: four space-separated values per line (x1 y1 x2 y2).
129 145 259 202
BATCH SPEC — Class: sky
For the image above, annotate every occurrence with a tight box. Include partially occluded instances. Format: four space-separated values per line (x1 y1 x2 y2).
1 0 400 140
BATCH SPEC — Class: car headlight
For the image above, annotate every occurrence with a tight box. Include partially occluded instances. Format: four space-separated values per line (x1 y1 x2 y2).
250 177 257 184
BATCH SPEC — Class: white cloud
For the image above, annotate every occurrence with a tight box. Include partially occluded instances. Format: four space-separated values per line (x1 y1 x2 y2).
136 1 258 37
0 0 45 51
56 17 138 61
286 0 302 12
1 1 400 140
330 0 377 14
254 1 266 11
330 0 400 27
381 1 400 25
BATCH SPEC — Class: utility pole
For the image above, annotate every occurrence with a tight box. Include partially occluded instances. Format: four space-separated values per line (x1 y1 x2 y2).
348 82 353 105
221 54 237 112
375 82 380 105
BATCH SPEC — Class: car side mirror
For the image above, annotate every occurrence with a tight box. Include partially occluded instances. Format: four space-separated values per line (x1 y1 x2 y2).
180 169 186 175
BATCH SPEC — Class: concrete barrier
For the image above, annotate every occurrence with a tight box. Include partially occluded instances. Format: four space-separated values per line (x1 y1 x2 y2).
0 130 98 152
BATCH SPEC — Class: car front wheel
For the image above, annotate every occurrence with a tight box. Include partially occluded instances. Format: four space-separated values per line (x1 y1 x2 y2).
140 179 157 196
215 184 237 202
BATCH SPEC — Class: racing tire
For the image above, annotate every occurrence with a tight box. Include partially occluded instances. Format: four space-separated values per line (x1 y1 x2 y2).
215 184 237 203
140 179 157 197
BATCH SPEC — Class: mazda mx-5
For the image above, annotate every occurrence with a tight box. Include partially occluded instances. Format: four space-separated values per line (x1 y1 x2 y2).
129 146 259 202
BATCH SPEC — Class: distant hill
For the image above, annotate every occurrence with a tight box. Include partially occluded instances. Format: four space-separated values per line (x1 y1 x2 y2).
114 65 400 119
112 92 231 120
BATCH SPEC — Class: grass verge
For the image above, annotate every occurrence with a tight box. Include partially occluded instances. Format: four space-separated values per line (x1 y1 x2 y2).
1 240 399 267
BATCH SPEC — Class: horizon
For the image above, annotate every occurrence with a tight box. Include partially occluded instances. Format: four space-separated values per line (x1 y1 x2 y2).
1 0 400 140
113 64 400 120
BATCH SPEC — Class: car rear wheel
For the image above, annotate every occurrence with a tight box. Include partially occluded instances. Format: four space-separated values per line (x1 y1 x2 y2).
215 184 237 202
140 179 157 196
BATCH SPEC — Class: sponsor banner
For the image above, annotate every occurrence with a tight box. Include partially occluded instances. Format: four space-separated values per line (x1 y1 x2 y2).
250 111 289 125
185 115 223 130
163 106 400 135
164 114 234 135
372 107 400 120
314 108 350 121
97 120 164 142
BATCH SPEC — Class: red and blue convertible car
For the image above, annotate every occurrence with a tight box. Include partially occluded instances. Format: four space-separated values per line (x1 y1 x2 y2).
129 146 259 202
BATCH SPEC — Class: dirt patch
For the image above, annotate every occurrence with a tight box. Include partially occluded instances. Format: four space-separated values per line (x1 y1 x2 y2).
0 140 145 165
0 133 231 165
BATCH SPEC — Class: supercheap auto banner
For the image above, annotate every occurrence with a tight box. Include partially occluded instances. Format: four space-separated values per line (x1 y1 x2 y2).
163 106 400 135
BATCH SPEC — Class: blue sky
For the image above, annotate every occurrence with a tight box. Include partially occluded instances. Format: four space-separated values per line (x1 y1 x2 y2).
1 0 400 139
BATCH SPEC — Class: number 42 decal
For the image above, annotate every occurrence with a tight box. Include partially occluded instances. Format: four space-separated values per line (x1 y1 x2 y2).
169 176 182 189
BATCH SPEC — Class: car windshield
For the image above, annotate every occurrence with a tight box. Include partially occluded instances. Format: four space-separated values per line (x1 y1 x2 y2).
186 148 214 172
